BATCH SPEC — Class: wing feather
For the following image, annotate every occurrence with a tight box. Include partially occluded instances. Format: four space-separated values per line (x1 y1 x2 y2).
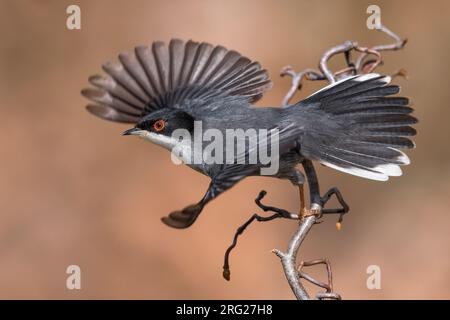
83 39 272 123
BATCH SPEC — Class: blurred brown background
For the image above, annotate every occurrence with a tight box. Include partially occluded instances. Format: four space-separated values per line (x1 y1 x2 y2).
0 0 449 299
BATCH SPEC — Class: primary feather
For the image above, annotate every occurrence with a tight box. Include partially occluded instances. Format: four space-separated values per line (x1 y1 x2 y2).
82 39 272 123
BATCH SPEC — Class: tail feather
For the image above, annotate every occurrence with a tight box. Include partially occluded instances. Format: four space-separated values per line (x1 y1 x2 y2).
331 143 408 163
331 100 412 116
302 73 390 102
366 126 416 137
349 114 417 128
325 85 400 104
353 136 415 149
294 73 417 181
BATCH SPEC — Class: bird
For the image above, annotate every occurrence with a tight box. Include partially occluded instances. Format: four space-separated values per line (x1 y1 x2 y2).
81 39 417 229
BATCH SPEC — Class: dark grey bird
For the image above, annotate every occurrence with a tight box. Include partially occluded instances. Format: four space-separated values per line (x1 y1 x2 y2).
82 39 417 229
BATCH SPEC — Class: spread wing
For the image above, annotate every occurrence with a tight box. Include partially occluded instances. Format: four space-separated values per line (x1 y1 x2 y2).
82 39 272 123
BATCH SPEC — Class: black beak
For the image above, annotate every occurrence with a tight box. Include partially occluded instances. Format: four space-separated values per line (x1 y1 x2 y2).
122 127 139 136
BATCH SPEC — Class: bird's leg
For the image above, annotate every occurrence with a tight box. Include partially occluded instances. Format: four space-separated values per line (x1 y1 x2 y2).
298 184 321 220
223 190 297 281
301 161 350 228
299 184 306 217
300 161 323 220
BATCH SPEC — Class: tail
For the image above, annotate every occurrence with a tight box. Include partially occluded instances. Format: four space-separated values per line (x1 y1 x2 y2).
293 73 417 181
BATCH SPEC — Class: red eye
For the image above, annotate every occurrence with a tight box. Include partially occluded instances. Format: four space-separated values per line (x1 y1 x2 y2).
152 119 166 132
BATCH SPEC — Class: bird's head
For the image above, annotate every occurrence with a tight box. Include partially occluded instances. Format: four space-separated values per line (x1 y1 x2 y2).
122 109 195 151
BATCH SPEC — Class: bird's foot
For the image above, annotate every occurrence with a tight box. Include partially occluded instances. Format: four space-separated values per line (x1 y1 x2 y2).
161 203 203 229
300 203 322 221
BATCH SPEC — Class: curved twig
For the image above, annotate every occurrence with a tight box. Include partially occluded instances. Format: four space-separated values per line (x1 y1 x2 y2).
280 67 324 106
281 24 407 107
355 24 407 72
319 40 357 83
